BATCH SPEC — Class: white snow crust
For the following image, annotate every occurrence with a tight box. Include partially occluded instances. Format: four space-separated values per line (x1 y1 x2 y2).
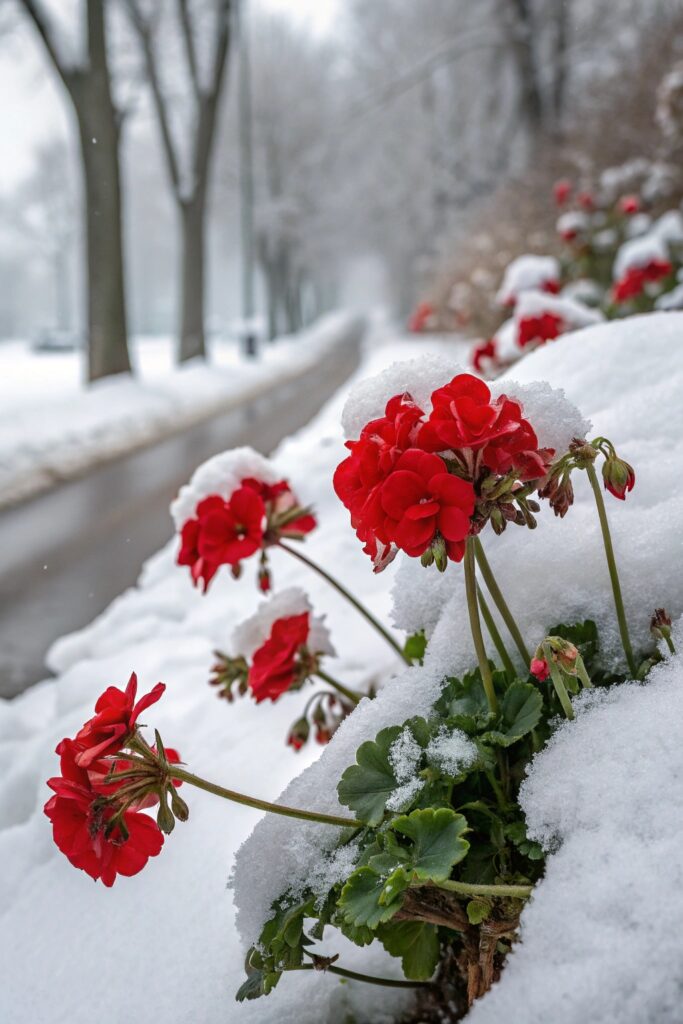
495 255 560 307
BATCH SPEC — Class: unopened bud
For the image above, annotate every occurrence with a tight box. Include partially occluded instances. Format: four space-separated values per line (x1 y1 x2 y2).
156 792 176 834
432 536 448 573
421 547 435 567
169 786 190 822
602 455 635 501
530 657 550 682
286 716 310 751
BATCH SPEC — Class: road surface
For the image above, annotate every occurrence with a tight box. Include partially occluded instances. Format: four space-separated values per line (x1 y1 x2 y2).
0 336 361 698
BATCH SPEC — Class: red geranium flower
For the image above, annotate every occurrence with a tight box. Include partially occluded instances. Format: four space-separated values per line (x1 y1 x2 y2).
178 516 219 591
420 374 523 453
44 774 164 886
517 312 564 348
380 449 475 561
248 612 311 703
483 416 554 482
553 179 572 206
196 489 265 565
577 191 595 211
74 673 165 768
242 478 317 537
612 260 671 304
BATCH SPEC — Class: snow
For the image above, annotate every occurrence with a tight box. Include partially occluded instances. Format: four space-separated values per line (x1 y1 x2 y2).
495 255 560 307
3 312 683 1022
556 210 589 237
171 446 284 528
0 313 360 508
426 727 478 776
232 587 335 660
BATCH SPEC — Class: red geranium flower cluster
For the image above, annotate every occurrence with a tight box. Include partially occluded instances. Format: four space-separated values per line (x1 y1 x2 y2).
44 673 170 886
177 477 316 592
334 374 554 570
619 194 641 215
248 612 314 703
517 311 564 349
612 260 673 304
553 179 572 206
408 301 434 333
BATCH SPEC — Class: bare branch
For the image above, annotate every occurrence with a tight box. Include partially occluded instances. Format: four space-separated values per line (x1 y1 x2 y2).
208 0 232 100
176 0 201 101
18 0 76 90
124 0 182 198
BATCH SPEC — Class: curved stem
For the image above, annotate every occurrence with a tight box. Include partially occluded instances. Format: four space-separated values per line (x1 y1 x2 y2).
277 541 410 664
474 538 531 665
464 538 498 714
315 669 362 705
293 957 429 989
585 463 637 676
477 583 516 681
169 765 360 829
424 879 533 900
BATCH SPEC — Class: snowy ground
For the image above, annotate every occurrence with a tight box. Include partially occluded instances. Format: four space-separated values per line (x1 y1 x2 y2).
0 314 360 507
1 314 682 1023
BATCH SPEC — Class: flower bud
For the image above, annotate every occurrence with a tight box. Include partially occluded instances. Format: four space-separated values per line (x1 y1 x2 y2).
602 456 635 501
169 786 190 822
539 472 574 518
530 658 550 682
650 608 672 641
286 716 310 752
258 566 271 593
432 536 448 573
156 791 176 835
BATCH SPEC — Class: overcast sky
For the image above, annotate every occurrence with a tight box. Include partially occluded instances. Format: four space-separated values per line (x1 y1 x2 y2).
0 0 340 196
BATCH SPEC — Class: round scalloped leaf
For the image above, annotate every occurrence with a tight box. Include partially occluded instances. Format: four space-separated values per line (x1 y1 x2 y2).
391 807 470 881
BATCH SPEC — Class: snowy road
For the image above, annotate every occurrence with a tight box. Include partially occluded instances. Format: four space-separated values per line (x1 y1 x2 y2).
0 336 361 698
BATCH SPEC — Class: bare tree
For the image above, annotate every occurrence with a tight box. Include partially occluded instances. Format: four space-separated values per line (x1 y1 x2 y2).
18 0 131 381
124 0 232 362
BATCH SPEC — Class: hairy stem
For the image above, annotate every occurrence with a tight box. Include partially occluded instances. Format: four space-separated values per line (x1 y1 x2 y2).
425 879 533 899
543 643 575 720
585 463 636 676
169 766 360 828
474 538 531 665
277 541 410 664
464 539 498 714
295 956 429 988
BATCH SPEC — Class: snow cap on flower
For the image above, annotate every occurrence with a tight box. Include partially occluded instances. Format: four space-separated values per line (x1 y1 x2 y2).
556 210 589 241
514 290 603 350
495 255 561 308
171 447 285 529
232 587 335 661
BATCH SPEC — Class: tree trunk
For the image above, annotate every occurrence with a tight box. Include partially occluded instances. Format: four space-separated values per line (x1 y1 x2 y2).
75 1 130 382
507 0 544 141
76 101 130 381
179 196 206 362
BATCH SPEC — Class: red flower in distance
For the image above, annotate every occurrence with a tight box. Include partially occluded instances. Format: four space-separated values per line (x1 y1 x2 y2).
74 673 165 768
553 179 572 206
619 194 640 215
248 612 311 703
517 311 564 349
577 191 595 212
612 260 672 304
472 338 497 374
542 279 561 295
409 301 434 333
44 774 164 887
380 449 475 561
530 658 550 682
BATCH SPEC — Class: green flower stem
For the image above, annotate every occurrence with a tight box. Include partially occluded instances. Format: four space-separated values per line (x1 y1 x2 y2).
585 463 637 676
277 541 410 665
473 538 531 665
293 958 429 989
169 766 360 829
575 655 594 689
426 879 533 900
315 669 362 705
477 583 516 681
543 643 575 721
664 635 676 656
464 539 498 714
485 769 509 812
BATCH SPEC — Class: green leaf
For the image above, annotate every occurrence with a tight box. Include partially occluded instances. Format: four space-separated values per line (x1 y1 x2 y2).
404 630 427 664
504 820 545 861
338 867 404 929
482 681 542 747
466 899 491 925
391 807 470 881
337 720 430 824
435 670 498 732
377 921 440 980
380 867 411 906
235 968 280 1002
337 726 402 825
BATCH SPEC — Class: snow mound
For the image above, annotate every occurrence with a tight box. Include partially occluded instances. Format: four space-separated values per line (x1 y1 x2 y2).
614 232 669 279
514 289 604 330
468 639 683 1024
232 587 335 659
